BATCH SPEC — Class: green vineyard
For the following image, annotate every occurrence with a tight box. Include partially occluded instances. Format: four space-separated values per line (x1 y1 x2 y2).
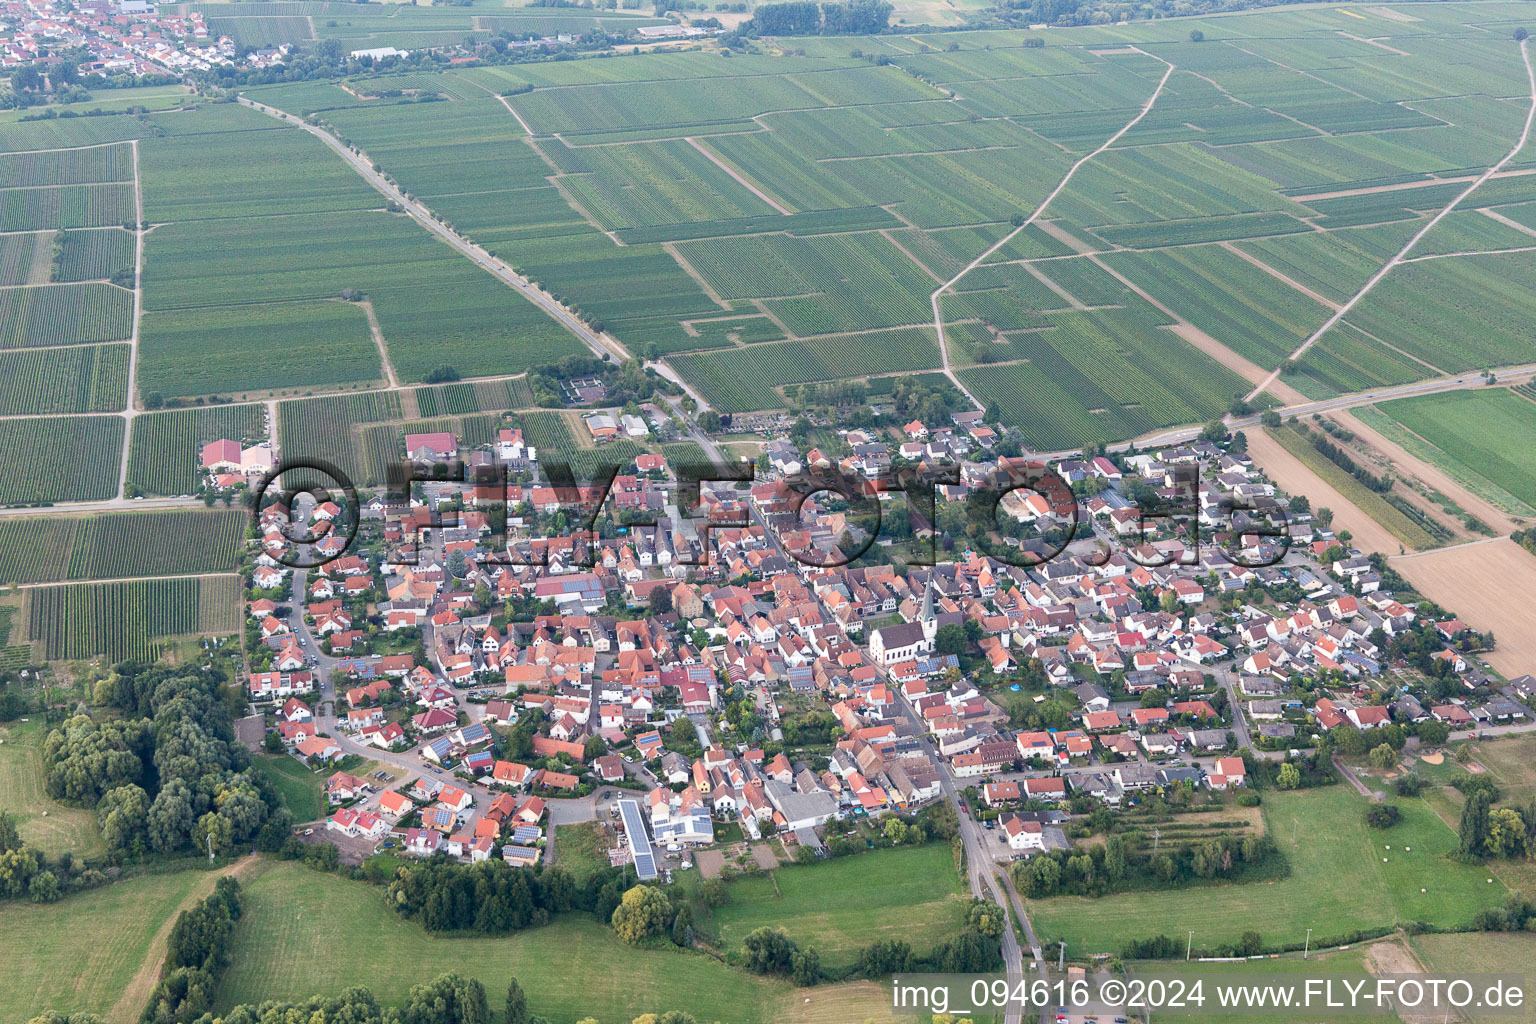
54 228 136 283
0 509 248 584
277 390 401 486
0 284 133 348
0 416 124 505
25 575 241 662
126 403 266 496
0 344 128 416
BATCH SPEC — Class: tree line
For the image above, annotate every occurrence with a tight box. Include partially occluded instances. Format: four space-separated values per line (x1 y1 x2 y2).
34 974 710 1024
386 856 638 935
140 876 244 1024
745 0 893 35
1018 830 1283 899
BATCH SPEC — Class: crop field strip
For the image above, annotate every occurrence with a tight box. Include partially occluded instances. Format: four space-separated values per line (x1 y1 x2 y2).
1 9 1535 515
133 103 584 398
24 574 240 662
1373 389 1536 512
0 344 128 416
0 416 123 505
0 509 247 585
278 391 402 487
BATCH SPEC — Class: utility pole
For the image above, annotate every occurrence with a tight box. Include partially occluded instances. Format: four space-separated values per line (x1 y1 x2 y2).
1303 928 1312 960
1186 930 1194 962
207 831 215 864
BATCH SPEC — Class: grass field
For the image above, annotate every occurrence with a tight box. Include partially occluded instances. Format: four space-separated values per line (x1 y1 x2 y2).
251 754 326 823
1412 932 1536 1024
1374 389 1536 513
1139 940 1421 1024
707 843 968 969
218 859 893 1024
0 718 106 859
1027 785 1506 958
551 821 609 884
0 867 212 1024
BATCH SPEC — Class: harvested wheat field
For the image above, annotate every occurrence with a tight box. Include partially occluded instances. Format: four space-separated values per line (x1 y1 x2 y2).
1247 427 1404 555
1392 539 1536 677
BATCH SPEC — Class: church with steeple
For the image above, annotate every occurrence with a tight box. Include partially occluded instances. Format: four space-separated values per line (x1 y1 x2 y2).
869 582 940 667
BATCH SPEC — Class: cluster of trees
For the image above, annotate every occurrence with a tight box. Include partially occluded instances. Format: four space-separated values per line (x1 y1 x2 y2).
1019 830 1282 898
1380 621 1493 690
1515 527 1536 558
522 355 658 410
386 856 640 935
739 914 1000 986
0 811 107 903
745 0 892 35
1472 891 1536 933
140 877 243 1024
1456 778 1533 861
43 663 285 859
1121 929 1269 960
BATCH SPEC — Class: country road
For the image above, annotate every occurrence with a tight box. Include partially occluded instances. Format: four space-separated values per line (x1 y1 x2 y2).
1246 36 1536 401
237 97 632 368
930 47 1176 415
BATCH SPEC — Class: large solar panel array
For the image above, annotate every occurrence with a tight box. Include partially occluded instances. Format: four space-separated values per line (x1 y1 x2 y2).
618 798 658 880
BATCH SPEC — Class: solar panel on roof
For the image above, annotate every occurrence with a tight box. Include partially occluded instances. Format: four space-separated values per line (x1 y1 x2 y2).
618 799 658 880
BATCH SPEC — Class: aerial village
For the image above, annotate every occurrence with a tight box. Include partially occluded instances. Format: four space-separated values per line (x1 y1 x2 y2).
234 396 1532 883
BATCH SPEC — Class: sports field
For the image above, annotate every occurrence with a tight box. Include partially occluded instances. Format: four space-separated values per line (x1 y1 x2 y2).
217 859 893 1024
1026 785 1506 958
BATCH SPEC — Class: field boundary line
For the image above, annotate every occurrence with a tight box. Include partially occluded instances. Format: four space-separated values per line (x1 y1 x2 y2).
1219 240 1342 311
1247 38 1536 402
355 297 400 388
17 572 240 590
117 138 145 502
685 136 794 215
1479 205 1536 239
236 96 632 372
930 47 1176 413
